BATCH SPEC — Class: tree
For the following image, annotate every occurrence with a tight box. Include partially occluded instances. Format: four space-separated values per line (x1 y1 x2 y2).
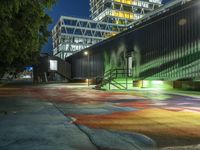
0 0 56 73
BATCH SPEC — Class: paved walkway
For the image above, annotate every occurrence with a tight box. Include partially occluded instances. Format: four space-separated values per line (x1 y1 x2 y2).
0 96 97 150
1 81 200 150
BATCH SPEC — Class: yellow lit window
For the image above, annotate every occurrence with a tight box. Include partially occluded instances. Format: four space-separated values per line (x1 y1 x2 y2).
112 10 134 19
124 13 129 18
119 12 124 18
114 0 133 5
130 14 134 19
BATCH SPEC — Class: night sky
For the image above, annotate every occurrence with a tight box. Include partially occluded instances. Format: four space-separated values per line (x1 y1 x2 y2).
42 0 171 54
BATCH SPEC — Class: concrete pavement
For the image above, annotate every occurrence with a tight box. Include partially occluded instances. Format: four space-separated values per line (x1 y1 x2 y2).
0 96 97 150
1 81 200 150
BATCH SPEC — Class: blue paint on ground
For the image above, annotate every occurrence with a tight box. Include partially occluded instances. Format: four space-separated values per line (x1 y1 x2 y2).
79 125 156 150
56 103 138 115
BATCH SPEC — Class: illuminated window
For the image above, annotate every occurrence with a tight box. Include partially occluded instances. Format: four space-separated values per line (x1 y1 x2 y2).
50 60 58 71
112 10 134 19
114 0 133 5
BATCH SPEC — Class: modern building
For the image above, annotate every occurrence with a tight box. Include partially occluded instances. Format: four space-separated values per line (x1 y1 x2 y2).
33 54 71 83
52 16 125 59
66 0 200 90
90 0 162 25
52 0 162 59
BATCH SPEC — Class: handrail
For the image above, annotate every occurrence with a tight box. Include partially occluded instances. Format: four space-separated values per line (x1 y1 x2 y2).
104 69 133 78
95 68 133 90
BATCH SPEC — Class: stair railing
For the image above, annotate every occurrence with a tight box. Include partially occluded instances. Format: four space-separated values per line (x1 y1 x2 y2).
97 68 133 90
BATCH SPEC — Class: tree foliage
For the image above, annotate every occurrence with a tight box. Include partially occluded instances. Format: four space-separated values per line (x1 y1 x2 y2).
0 0 56 72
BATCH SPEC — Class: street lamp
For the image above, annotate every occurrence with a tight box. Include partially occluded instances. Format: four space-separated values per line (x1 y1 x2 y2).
84 51 89 86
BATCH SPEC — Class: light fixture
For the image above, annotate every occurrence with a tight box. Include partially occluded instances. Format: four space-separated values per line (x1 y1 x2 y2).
178 18 187 26
152 80 164 85
84 51 88 56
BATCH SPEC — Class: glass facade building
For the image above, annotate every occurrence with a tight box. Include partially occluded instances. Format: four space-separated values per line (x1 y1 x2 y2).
52 0 162 59
90 0 162 25
52 16 125 59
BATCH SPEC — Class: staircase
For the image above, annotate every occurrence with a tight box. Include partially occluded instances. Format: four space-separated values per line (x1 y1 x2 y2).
95 69 133 90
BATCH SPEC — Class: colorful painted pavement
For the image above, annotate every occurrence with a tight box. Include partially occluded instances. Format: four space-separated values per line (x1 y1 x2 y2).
1 84 200 149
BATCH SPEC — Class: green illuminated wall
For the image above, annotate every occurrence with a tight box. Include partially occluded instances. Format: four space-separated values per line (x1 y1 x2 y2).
104 44 127 73
69 0 200 86
102 1 200 81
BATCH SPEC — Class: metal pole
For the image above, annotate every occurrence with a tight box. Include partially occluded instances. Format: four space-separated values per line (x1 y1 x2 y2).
126 57 128 90
88 53 89 87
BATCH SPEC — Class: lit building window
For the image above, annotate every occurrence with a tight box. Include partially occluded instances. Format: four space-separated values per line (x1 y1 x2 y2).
50 60 58 71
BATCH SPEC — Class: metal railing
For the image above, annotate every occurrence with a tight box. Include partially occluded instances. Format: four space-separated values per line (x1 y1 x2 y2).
96 68 133 90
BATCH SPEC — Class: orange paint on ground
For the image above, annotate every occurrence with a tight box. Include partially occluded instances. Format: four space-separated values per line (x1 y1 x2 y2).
71 108 200 147
1 85 200 148
118 101 151 108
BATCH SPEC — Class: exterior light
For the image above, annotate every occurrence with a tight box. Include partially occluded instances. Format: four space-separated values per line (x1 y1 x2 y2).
84 51 90 86
178 18 187 26
84 51 88 56
152 80 164 85
140 80 164 88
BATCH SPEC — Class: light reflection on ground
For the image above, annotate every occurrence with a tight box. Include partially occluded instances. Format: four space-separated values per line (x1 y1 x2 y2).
1 83 200 149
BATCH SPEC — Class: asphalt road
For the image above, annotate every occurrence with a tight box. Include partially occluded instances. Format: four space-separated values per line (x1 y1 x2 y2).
0 81 200 150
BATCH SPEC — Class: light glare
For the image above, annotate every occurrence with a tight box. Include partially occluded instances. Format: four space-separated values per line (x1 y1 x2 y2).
84 51 88 56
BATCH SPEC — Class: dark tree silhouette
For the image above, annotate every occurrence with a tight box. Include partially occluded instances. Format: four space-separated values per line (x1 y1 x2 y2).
0 0 56 73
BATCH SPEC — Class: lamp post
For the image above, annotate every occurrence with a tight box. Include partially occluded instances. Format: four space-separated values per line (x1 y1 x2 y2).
84 51 89 86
